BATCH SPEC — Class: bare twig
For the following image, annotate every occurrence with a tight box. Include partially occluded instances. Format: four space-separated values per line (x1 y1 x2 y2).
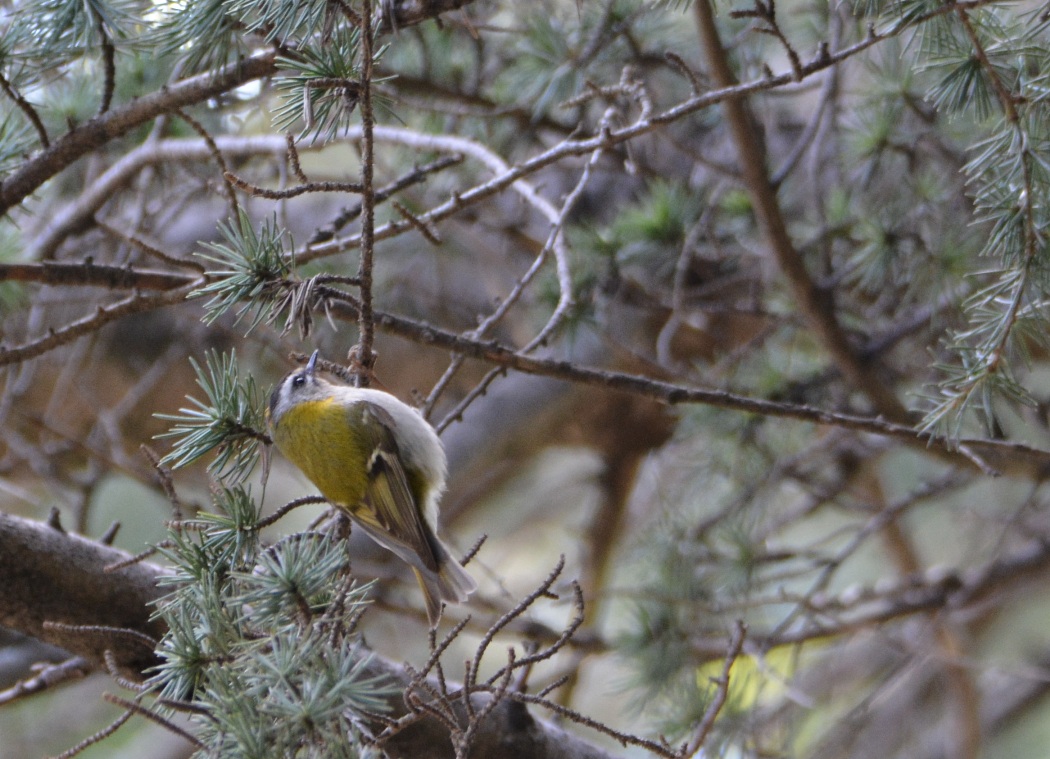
255 495 329 529
104 542 169 572
309 154 463 244
52 709 134 759
43 621 158 651
225 171 364 199
103 693 205 748
0 70 49 147
0 656 91 706
465 557 565 693
175 108 239 216
506 690 677 757
0 285 199 368
682 620 747 757
91 6 116 116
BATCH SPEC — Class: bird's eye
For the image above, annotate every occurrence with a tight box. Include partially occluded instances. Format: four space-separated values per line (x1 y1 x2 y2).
291 373 306 388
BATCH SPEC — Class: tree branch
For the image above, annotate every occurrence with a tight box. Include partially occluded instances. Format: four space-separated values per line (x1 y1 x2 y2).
0 512 165 676
693 0 907 421
0 262 194 291
0 53 278 218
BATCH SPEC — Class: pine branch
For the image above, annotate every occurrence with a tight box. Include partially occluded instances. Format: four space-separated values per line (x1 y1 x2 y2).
0 510 620 759
0 52 278 217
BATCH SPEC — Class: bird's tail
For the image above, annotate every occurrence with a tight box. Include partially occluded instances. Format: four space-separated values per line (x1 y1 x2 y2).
414 547 478 626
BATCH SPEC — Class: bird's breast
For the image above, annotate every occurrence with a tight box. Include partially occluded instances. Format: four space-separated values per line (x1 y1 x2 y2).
272 398 368 506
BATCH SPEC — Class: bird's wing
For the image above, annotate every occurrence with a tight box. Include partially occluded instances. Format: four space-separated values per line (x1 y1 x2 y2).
349 401 442 576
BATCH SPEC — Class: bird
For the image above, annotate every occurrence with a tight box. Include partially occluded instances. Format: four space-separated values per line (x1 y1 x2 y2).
267 350 477 625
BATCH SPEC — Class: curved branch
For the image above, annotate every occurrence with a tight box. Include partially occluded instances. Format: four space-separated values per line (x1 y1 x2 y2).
0 52 278 219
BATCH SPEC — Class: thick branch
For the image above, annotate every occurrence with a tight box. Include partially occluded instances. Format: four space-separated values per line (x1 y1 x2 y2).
0 257 1042 472
0 512 166 676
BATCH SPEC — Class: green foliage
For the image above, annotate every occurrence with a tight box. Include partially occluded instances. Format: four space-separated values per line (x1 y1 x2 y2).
494 1 677 121
0 114 32 178
234 533 354 625
616 182 702 250
273 27 390 142
498 11 584 119
149 487 388 757
579 180 707 276
914 8 1050 434
150 0 244 74
15 0 138 56
155 350 267 482
224 0 332 42
192 211 293 333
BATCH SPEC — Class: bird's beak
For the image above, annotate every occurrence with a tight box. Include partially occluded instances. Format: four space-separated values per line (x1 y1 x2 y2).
306 350 319 376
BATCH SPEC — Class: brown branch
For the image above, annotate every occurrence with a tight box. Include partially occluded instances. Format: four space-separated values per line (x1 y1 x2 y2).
96 221 207 272
0 70 49 148
356 0 379 380
255 495 329 529
0 52 279 217
0 512 167 676
308 153 462 243
391 200 442 244
687 537 1050 663
0 253 1041 474
682 620 747 757
0 284 198 367
103 693 204 748
91 7 116 116
225 171 364 199
316 295 1050 473
0 261 195 291
54 709 134 759
43 621 157 652
503 691 677 758
692 5 979 753
175 108 238 217
286 132 309 183
693 0 908 422
954 8 1018 122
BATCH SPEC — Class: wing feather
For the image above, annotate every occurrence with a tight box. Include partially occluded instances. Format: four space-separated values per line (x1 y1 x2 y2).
349 403 442 576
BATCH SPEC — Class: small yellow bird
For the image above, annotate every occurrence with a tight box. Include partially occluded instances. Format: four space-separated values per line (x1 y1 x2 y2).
267 351 477 625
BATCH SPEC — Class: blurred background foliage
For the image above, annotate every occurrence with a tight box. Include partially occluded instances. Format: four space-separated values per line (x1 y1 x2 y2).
1 0 1050 757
